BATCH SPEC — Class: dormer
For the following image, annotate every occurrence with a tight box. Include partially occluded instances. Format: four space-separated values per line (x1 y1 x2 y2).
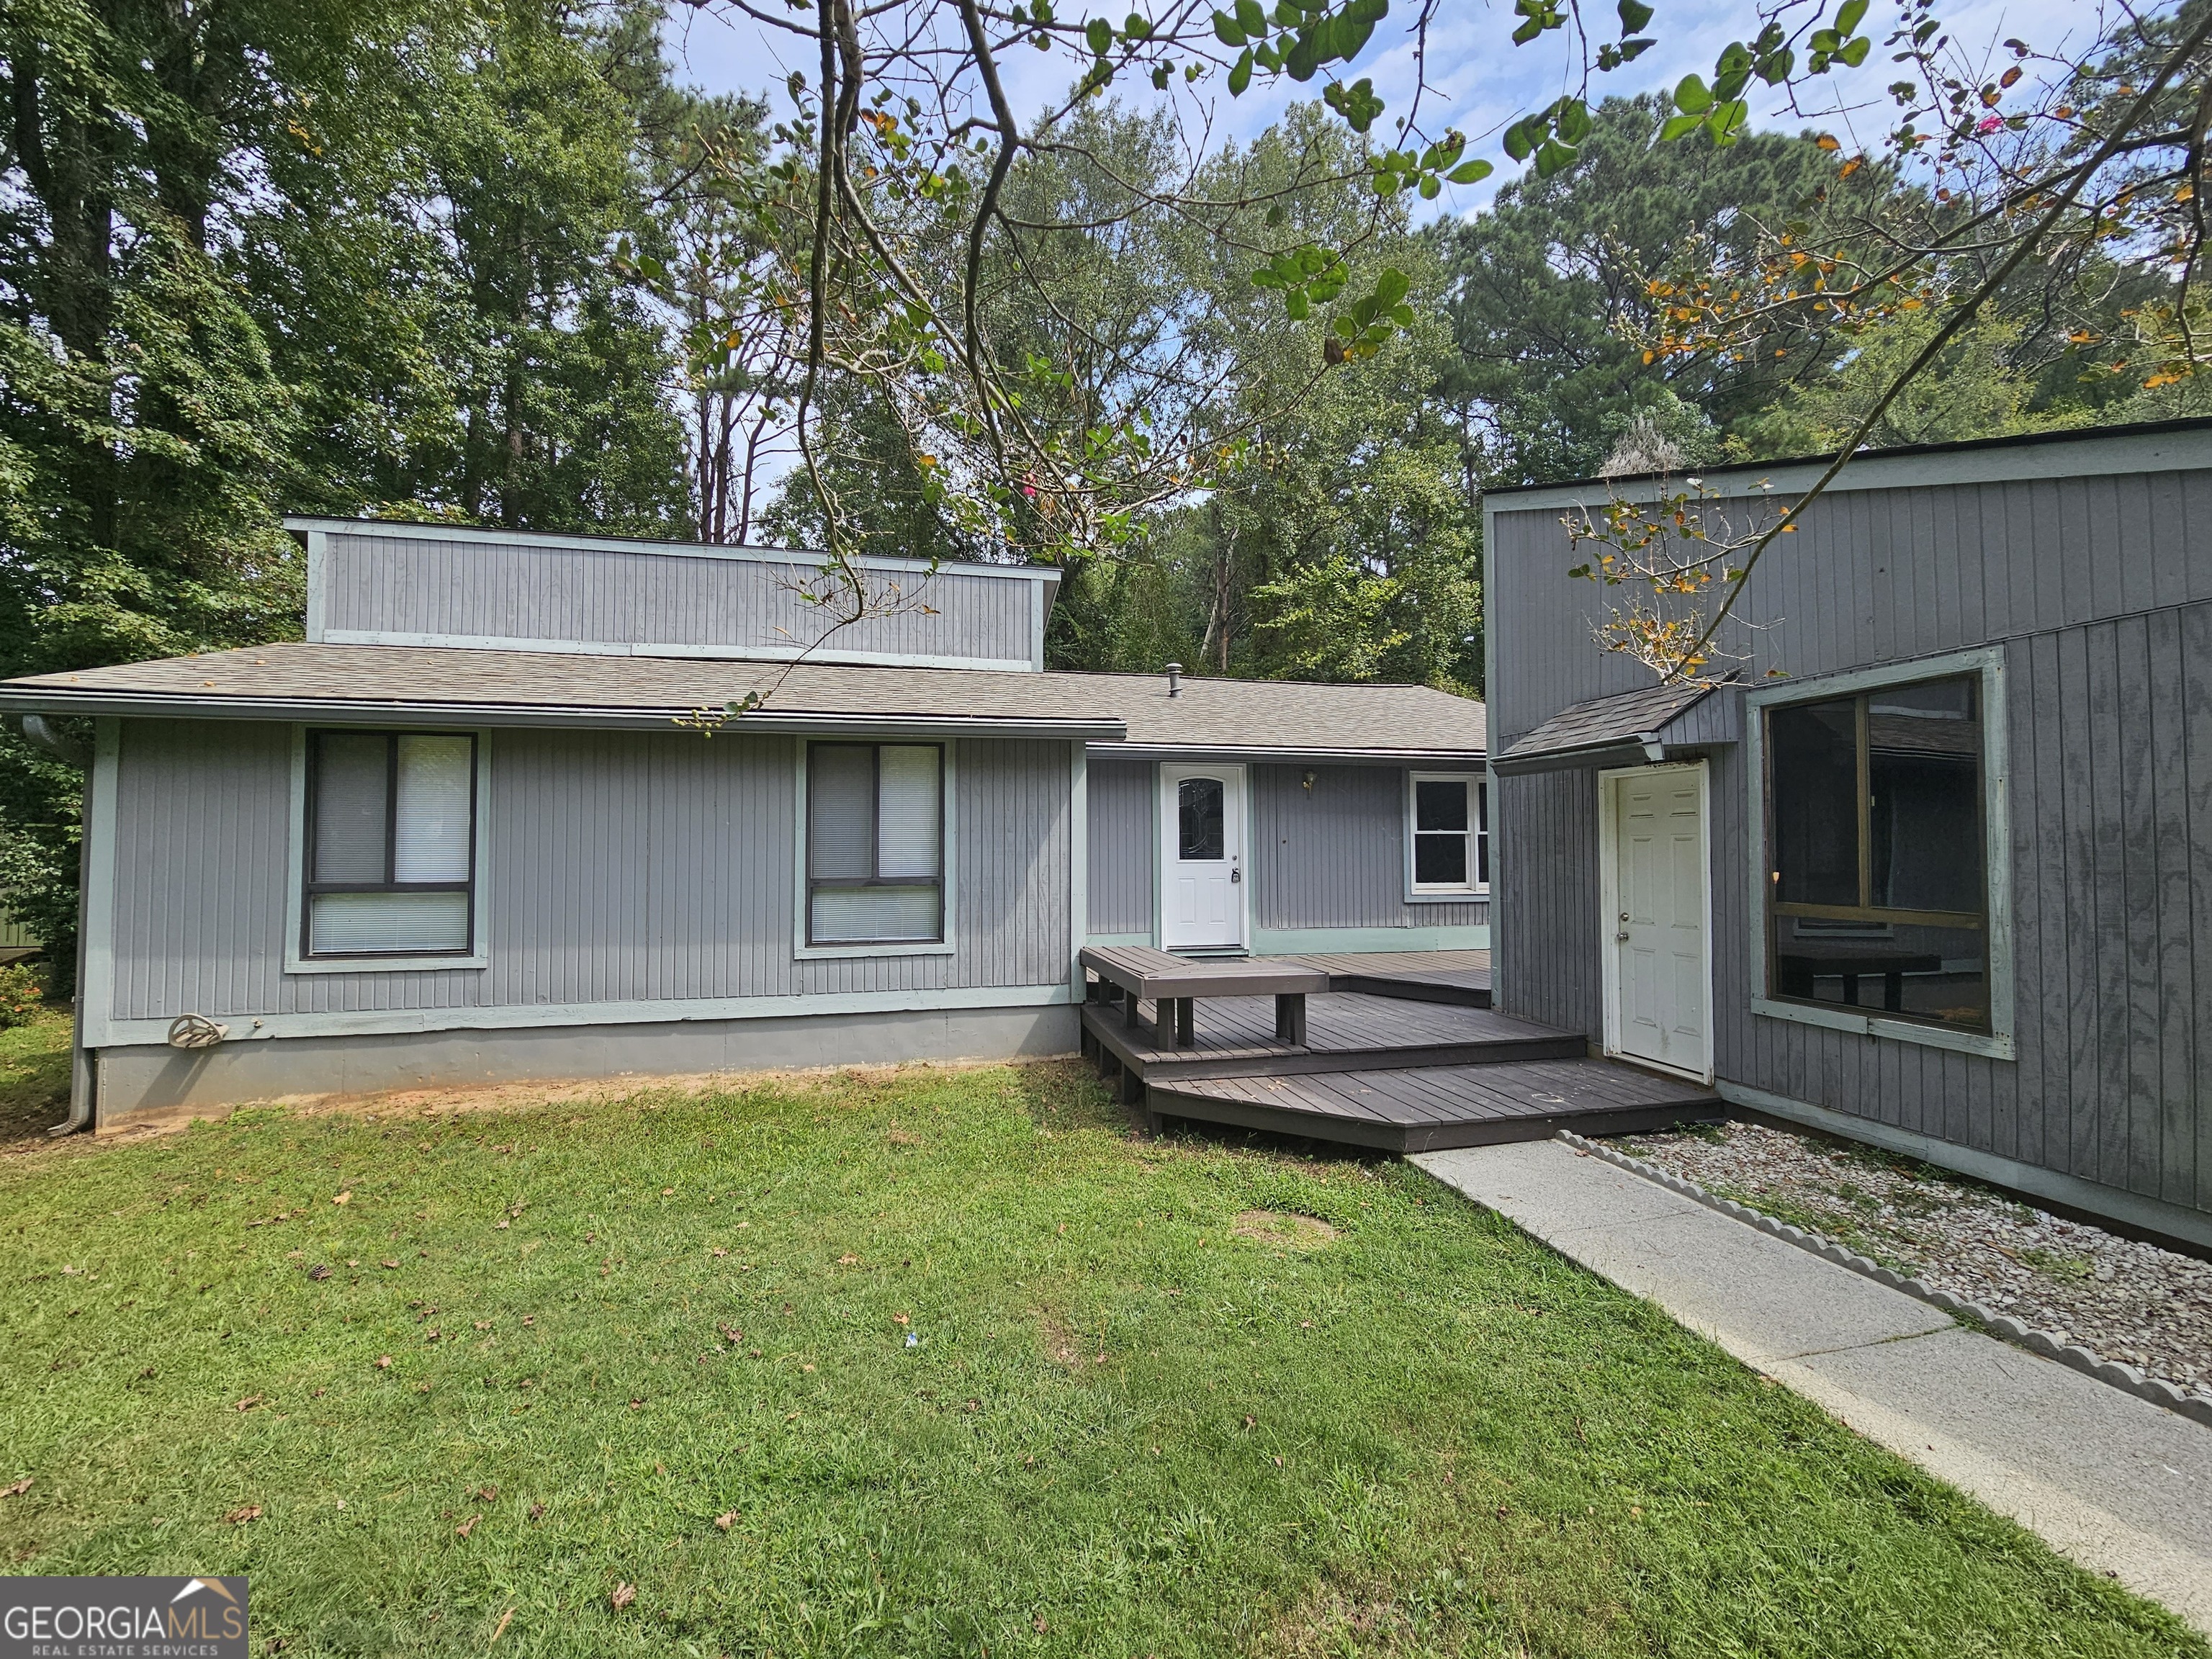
287 518 1061 673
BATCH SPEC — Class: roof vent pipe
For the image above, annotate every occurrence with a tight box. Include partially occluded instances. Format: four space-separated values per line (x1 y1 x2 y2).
1164 662 1183 697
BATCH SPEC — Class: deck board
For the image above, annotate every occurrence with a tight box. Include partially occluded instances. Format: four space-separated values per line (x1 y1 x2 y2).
1151 1057 1722 1152
1288 949 1492 1007
1081 992 1582 1079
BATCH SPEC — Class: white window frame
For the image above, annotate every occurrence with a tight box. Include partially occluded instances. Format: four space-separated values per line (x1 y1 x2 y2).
1744 644 2015 1061
284 725 493 974
1405 770 1489 900
793 737 958 960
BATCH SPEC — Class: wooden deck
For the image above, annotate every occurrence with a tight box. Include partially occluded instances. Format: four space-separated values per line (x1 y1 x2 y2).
1078 948 1717 1151
1287 949 1491 1007
1149 1057 1722 1153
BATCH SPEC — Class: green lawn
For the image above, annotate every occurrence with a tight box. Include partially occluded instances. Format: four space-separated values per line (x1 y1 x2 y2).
0 1043 2199 1658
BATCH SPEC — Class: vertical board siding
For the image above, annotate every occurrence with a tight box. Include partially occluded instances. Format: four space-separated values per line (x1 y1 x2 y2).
1493 766 1601 1036
107 722 1070 1022
1490 605 2212 1218
1250 765 1487 930
1085 758 1154 935
322 533 1039 666
1488 467 2212 747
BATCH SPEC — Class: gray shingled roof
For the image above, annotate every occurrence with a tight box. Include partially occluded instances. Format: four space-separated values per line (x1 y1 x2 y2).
0 643 1487 757
1496 678 1720 766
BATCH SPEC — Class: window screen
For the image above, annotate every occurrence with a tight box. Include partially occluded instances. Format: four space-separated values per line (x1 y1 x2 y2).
1764 674 1988 1031
807 743 945 945
1410 775 1488 891
305 732 477 958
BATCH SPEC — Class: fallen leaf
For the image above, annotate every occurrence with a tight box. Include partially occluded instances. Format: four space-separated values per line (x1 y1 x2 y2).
346 1259 359 1267
477 1484 498 1500
333 1192 351 1205
475 1321 491 1331
610 1583 637 1611
661 1187 674 1197
380 1259 400 1270
802 1363 816 1373
714 1511 736 1530
527 1503 545 1521
226 1505 263 1524
629 1398 644 1410
893 1313 909 1326
456 1512 480 1538
489 1606 514 1644
711 1247 727 1258
1242 1415 1256 1429
374 1355 392 1370
235 1395 263 1412
1 1478 30 1498
307 1264 332 1281
837 1254 858 1266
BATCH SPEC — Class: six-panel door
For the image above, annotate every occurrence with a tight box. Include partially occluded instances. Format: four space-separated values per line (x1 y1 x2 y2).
1604 764 1711 1080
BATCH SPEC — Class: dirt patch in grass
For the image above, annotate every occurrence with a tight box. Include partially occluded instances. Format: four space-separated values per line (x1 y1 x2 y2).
1231 1209 1339 1250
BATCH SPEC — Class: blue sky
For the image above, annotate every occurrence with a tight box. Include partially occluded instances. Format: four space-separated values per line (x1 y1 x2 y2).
661 0 2108 218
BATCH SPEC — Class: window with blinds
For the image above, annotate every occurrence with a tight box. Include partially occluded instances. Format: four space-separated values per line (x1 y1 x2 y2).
304 732 477 958
806 742 945 945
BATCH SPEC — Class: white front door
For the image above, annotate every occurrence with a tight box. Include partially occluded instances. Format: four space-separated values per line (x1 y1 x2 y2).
1601 763 1712 1081
1159 763 1246 950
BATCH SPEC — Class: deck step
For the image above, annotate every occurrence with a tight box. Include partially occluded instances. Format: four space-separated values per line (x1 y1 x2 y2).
1146 1057 1722 1154
1081 992 1579 1082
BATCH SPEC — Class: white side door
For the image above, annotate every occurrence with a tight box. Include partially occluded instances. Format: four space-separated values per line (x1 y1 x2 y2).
1159 763 1246 950
1601 763 1712 1081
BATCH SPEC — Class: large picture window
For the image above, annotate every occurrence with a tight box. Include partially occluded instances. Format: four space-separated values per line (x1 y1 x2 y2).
1763 674 1988 1031
1408 773 1488 894
806 742 945 945
304 731 477 958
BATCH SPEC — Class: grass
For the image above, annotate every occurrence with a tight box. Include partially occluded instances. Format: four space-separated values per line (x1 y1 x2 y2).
0 1045 2201 1657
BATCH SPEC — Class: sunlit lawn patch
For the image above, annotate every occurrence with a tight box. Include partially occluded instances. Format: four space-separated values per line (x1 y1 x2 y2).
0 1043 2197 1657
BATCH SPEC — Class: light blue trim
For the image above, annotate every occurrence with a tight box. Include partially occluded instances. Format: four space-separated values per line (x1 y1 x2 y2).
1250 925 1490 953
1403 768 1491 904
320 628 1036 675
79 720 121 1100
1717 1080 2212 1251
1085 931 1155 948
791 737 959 961
283 516 1065 584
1068 742 1088 997
283 724 493 975
85 981 1076 1048
1743 645 2015 1062
1030 580 1047 672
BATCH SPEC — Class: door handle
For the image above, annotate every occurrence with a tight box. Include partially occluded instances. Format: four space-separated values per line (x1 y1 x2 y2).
1231 862 1242 884
1615 931 1630 942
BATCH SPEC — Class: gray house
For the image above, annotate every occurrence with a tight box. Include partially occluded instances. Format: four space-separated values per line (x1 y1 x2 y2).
1 518 1489 1129
1484 418 2212 1249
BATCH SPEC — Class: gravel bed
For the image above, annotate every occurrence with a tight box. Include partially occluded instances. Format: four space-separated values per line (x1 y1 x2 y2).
1612 1120 2212 1400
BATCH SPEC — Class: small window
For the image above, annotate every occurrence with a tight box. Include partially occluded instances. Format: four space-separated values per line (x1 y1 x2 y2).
1177 776 1225 860
1764 673 1988 1031
1409 773 1488 894
304 731 477 958
807 742 945 945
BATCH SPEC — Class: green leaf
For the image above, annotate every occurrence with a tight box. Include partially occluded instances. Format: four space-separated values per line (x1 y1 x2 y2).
1151 62 1170 87
1085 16 1112 53
1534 138 1577 176
1706 99 1747 144
1228 45 1254 91
1284 28 1323 78
1213 9 1246 44
1334 315 1359 340
1285 289 1309 320
1501 120 1535 161
1555 96 1591 142
1418 174 1441 199
1837 35 1869 65
1835 0 1867 33
1374 267 1410 307
1757 45 1794 83
1236 0 1268 35
1123 12 1151 37
1390 302 1416 325
1617 0 1653 31
1673 72 1711 113
1446 158 1493 184
1658 110 1702 142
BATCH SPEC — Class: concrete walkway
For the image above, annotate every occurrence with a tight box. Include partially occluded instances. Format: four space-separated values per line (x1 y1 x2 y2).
1413 1139 2212 1635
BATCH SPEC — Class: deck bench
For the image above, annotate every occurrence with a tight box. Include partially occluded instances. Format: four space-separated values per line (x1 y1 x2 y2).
1079 945 1328 1048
